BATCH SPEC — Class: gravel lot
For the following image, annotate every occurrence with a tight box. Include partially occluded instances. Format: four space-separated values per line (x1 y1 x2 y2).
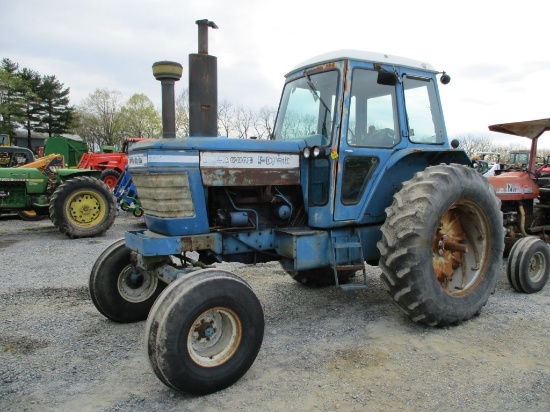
1 211 549 412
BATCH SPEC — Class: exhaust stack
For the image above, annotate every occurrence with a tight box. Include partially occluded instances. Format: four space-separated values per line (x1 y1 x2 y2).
189 19 218 137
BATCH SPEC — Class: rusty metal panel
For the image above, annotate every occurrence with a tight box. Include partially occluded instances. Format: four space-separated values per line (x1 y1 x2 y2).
200 151 300 186
489 119 550 140
180 233 221 252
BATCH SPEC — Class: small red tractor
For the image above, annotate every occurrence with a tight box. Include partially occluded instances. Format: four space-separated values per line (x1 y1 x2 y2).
77 137 149 189
486 118 550 293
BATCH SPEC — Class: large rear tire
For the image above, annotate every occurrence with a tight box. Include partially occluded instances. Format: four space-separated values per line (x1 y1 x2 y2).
89 239 167 323
145 269 265 395
49 176 117 238
377 164 504 326
507 236 550 294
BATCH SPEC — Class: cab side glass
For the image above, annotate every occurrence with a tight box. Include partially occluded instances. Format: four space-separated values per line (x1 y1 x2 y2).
403 76 445 144
347 69 399 148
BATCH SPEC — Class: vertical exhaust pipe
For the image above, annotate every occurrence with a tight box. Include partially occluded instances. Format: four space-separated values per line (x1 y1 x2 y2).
152 61 183 138
189 19 218 137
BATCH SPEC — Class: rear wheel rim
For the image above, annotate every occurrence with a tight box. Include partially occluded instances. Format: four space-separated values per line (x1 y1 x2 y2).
65 189 107 226
432 199 490 296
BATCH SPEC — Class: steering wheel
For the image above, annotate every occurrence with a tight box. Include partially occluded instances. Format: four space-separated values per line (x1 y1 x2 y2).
367 128 396 147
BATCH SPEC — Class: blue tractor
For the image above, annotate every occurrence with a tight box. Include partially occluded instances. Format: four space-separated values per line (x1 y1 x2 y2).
89 22 503 396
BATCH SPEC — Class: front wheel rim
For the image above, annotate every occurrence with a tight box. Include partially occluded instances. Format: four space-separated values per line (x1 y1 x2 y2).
528 252 546 283
117 266 158 303
187 307 242 368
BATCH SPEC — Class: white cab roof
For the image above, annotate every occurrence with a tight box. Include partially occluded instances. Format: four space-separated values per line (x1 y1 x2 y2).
287 49 437 76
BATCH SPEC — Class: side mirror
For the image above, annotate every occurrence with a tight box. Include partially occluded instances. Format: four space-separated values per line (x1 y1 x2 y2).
450 139 460 149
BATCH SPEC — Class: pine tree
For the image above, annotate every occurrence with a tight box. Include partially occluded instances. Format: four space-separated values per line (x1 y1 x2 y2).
0 58 27 143
18 67 42 148
35 74 74 137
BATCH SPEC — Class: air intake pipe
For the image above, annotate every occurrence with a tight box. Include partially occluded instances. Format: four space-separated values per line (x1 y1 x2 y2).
152 61 183 138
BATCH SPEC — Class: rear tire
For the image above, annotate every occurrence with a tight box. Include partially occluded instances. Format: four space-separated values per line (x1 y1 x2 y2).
377 164 504 326
89 239 167 322
507 236 550 293
145 269 264 395
49 176 117 238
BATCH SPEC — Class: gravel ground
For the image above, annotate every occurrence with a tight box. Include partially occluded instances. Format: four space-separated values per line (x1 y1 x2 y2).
1 211 549 412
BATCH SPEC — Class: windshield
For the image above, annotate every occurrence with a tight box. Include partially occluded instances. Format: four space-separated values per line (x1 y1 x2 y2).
273 70 338 145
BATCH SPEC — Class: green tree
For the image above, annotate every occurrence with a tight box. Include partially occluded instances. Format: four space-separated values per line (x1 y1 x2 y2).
0 58 26 142
18 68 42 148
119 93 161 138
175 88 190 137
75 88 126 149
35 74 74 137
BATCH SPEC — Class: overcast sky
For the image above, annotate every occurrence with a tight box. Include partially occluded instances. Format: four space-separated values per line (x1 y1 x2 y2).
2 0 548 145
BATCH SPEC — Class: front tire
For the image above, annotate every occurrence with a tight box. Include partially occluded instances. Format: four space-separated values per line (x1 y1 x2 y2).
377 164 504 326
145 269 264 395
100 169 121 190
89 239 167 322
49 176 117 238
17 210 46 221
507 236 550 294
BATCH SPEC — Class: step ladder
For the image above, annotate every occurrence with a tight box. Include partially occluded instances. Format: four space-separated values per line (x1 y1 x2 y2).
331 235 367 290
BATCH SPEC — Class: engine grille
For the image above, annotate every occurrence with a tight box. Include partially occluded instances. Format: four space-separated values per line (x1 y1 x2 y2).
131 173 195 218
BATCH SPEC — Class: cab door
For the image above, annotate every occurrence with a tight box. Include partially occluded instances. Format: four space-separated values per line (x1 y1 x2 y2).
334 62 405 222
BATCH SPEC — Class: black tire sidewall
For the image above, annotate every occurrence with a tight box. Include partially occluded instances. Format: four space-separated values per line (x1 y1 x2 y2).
149 271 264 395
516 238 550 293
89 239 165 322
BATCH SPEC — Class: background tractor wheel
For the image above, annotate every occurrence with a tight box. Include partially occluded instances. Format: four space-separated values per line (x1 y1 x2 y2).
89 239 167 322
377 164 504 326
100 169 121 190
49 176 117 238
17 210 47 221
507 236 550 294
145 269 264 395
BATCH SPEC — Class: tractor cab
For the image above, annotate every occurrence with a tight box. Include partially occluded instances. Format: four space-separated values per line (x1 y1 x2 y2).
273 50 469 227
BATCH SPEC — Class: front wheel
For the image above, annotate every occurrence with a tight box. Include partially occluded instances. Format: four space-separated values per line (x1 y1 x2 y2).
49 176 117 238
507 236 550 294
100 169 121 190
145 269 265 395
89 239 167 322
17 210 47 221
377 164 504 326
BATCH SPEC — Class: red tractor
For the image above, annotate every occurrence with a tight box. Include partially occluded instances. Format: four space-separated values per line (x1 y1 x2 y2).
486 118 550 294
77 137 150 188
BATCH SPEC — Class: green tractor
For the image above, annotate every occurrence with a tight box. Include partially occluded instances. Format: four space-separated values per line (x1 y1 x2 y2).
0 153 117 238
